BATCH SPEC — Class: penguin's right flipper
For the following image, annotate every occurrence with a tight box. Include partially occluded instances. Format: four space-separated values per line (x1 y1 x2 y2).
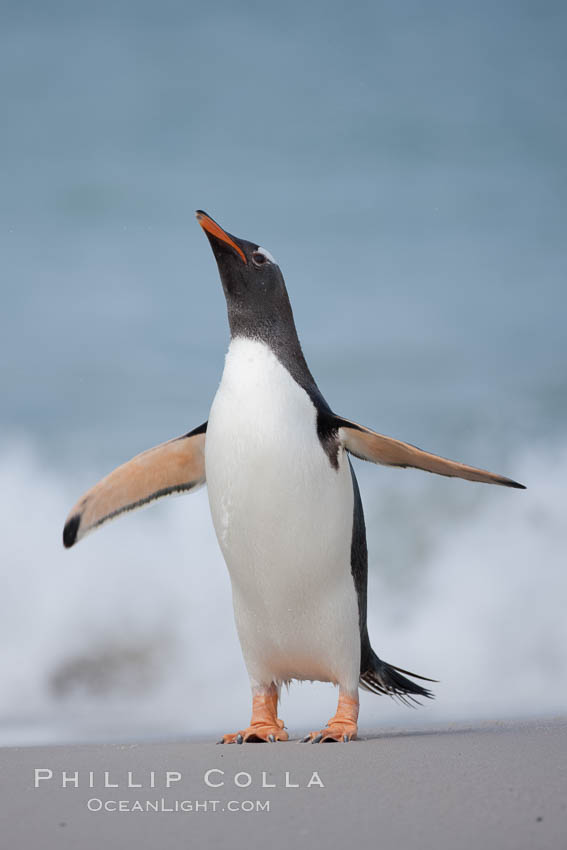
337 417 525 488
63 422 207 548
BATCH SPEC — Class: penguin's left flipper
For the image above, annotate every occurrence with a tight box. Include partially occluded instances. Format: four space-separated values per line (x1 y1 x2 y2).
337 418 525 489
63 422 207 548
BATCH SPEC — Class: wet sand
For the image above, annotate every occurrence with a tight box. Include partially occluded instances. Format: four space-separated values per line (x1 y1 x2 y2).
1 718 565 850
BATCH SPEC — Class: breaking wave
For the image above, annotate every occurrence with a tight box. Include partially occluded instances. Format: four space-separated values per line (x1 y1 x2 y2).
0 436 565 744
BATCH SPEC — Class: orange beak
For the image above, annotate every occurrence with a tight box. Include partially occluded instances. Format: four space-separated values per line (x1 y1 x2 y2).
196 211 247 264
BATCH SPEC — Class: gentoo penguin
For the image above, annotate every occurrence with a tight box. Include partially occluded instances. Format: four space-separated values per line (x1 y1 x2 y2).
63 211 525 743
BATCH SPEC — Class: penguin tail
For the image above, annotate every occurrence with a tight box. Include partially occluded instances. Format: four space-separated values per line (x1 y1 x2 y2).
360 649 436 706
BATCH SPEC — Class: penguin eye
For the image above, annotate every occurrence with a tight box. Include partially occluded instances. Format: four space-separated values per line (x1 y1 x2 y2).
252 251 267 266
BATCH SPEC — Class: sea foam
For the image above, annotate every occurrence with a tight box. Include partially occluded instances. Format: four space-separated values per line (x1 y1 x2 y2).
0 437 564 744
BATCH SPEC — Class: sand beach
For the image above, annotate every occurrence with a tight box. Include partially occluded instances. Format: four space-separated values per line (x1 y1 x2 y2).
1 718 565 850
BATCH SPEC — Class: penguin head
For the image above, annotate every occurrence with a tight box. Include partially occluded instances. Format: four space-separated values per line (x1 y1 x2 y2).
196 210 293 337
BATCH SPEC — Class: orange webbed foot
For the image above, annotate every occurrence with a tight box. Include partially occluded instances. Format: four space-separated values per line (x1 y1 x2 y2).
217 688 288 743
218 722 288 744
300 721 357 743
300 690 359 743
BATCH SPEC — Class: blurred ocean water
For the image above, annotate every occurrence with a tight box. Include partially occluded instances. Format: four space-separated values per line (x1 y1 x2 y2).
1 0 566 743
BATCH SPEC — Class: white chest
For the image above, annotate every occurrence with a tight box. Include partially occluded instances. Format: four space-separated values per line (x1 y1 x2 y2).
204 337 359 687
205 337 352 568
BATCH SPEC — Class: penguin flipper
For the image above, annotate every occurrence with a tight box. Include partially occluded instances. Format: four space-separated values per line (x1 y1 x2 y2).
63 423 207 548
337 418 525 489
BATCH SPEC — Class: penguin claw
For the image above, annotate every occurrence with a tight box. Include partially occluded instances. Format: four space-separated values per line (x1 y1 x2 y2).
305 724 357 743
218 725 289 744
